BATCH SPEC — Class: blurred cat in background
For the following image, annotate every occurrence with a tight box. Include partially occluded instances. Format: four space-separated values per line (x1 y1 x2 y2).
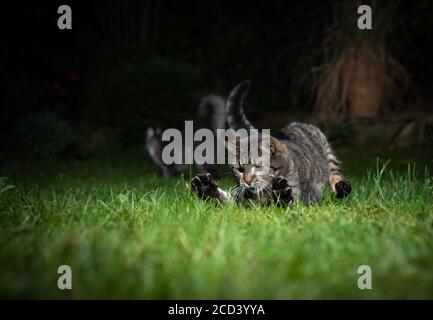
146 94 226 178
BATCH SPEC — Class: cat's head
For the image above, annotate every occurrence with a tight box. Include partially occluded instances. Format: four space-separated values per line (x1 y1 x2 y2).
146 127 163 165
226 133 288 202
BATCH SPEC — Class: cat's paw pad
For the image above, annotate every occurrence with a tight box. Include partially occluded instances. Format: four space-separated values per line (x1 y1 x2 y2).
191 173 218 199
335 180 352 199
272 176 291 192
272 176 294 206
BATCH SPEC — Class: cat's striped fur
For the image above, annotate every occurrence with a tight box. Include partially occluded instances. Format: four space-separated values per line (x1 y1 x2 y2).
191 80 351 205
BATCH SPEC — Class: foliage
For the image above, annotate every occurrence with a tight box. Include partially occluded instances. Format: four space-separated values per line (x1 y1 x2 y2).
0 177 14 198
0 177 15 212
1 76 55 125
13 112 75 157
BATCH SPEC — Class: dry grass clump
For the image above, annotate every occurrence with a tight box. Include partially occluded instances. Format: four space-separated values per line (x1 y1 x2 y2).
314 42 410 123
313 2 411 124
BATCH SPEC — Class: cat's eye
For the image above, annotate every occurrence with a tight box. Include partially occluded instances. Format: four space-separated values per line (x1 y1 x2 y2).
237 168 244 173
255 165 262 169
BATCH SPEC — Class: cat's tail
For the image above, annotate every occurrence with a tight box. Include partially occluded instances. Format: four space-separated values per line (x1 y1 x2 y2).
226 80 255 130
197 94 227 133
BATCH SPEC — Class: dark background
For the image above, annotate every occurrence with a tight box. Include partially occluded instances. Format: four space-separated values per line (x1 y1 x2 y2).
1 0 432 160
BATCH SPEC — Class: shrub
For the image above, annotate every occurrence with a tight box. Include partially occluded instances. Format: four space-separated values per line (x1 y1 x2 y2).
13 112 75 157
0 177 15 212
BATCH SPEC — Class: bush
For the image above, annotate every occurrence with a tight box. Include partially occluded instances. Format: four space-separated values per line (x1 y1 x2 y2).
1 76 55 126
84 56 201 133
13 112 75 157
0 177 14 212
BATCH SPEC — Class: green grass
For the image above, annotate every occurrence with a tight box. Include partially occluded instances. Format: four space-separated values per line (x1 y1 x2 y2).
0 149 433 299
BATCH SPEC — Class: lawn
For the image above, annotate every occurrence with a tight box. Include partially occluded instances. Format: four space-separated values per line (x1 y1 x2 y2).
0 147 432 299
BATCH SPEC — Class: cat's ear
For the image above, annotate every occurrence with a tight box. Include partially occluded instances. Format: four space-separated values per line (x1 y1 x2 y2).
147 127 155 138
147 127 162 139
270 136 286 155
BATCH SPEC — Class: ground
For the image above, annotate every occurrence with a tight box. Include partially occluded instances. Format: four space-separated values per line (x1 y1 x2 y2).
0 147 432 299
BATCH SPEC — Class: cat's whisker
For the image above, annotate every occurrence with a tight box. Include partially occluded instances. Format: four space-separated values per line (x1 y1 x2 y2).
219 171 233 177
256 186 261 203
235 187 242 202
230 186 238 201
232 185 244 203
265 186 272 198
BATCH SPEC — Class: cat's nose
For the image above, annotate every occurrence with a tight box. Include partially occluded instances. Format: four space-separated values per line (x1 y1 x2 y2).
244 174 255 186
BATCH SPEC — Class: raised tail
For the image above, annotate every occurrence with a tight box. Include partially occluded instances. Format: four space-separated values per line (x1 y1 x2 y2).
226 80 254 130
197 94 227 133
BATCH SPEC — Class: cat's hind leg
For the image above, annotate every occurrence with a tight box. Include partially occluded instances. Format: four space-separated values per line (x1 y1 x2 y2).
325 146 352 198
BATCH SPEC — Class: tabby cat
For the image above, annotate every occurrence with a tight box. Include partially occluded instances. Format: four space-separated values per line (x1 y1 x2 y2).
191 81 352 206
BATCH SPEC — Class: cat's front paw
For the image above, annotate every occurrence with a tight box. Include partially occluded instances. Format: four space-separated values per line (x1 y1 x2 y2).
272 176 294 206
191 173 219 200
335 180 352 199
